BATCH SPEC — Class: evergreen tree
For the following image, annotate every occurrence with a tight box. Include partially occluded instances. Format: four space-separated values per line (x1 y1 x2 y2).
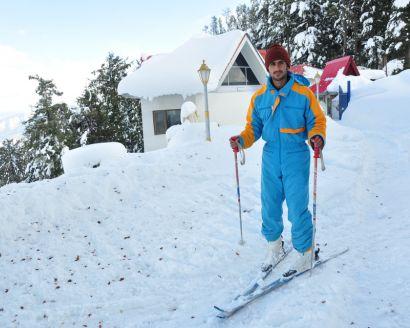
360 0 394 68
247 0 264 45
209 16 220 35
23 75 76 182
204 0 406 70
281 0 325 66
0 139 27 187
255 0 272 49
222 8 238 31
386 1 410 71
218 17 226 34
76 53 143 152
331 0 363 61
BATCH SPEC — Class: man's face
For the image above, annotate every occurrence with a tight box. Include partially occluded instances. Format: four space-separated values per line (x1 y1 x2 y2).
268 60 288 81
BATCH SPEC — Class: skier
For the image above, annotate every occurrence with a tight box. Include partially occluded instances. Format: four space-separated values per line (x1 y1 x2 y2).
229 44 326 274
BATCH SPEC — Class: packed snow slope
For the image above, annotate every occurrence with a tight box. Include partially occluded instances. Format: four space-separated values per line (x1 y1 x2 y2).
1 70 409 327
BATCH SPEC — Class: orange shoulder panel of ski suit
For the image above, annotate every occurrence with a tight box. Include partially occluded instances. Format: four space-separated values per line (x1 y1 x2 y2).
291 83 326 141
240 84 267 149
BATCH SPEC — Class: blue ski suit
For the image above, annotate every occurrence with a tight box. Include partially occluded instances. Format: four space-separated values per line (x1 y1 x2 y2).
239 72 326 252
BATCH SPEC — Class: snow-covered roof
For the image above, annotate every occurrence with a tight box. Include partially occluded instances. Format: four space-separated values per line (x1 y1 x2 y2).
118 30 265 100
310 56 360 93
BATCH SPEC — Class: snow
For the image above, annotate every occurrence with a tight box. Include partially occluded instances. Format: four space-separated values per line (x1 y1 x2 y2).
118 30 248 100
293 28 318 62
1 71 410 326
342 69 410 133
290 2 298 14
384 59 404 75
358 67 386 80
327 68 372 92
61 142 127 174
302 65 323 81
180 101 197 123
394 0 410 8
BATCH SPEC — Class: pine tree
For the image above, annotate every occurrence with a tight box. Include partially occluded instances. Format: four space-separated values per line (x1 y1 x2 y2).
218 17 226 34
255 0 272 49
0 139 27 187
285 0 325 66
247 0 264 46
209 16 220 35
76 53 143 152
23 75 76 182
360 0 394 68
386 1 410 72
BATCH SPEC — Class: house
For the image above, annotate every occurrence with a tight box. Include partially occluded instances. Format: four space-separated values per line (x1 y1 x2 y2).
118 30 267 151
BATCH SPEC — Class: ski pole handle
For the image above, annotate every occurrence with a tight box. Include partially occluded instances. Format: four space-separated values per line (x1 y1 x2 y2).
313 141 325 171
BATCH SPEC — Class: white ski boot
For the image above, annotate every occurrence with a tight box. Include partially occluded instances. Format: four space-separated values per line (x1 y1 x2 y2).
261 237 285 272
289 248 313 274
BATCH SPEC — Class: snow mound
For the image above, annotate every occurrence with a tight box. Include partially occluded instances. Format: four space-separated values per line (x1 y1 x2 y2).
358 68 386 80
180 101 198 123
165 122 222 148
62 142 127 174
342 69 410 133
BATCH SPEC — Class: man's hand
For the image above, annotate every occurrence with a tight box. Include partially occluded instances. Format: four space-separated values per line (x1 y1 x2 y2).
229 135 241 153
310 135 324 150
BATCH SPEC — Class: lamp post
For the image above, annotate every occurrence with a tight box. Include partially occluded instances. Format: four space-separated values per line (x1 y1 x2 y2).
314 71 321 100
198 60 211 141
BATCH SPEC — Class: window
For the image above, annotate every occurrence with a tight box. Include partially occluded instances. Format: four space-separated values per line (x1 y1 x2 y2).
222 53 259 86
153 109 181 135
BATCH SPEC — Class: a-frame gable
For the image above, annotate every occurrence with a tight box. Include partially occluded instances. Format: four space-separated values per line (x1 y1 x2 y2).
222 52 260 86
218 35 266 89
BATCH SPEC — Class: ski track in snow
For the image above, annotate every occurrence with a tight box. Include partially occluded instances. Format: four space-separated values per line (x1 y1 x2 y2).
1 119 410 325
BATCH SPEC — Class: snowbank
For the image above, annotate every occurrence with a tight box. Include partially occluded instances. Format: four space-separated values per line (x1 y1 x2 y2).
165 122 223 148
342 69 410 133
62 142 127 174
358 68 386 80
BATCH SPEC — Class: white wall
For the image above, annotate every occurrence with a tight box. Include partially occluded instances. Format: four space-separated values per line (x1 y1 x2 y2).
141 86 260 151
141 94 188 151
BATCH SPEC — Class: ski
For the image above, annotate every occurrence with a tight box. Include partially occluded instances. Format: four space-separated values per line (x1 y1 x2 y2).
233 244 293 300
214 248 349 319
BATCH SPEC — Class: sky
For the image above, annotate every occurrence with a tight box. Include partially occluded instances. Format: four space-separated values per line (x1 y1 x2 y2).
0 0 248 116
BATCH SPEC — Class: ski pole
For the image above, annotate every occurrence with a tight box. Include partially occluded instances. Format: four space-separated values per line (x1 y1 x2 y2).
310 143 320 274
234 140 245 245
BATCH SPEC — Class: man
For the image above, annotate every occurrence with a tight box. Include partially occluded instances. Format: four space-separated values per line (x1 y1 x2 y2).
229 44 326 273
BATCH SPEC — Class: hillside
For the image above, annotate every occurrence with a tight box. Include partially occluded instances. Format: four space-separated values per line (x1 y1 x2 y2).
1 70 409 327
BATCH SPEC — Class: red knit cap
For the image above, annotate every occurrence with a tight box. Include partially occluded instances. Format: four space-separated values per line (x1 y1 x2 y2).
265 44 291 70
